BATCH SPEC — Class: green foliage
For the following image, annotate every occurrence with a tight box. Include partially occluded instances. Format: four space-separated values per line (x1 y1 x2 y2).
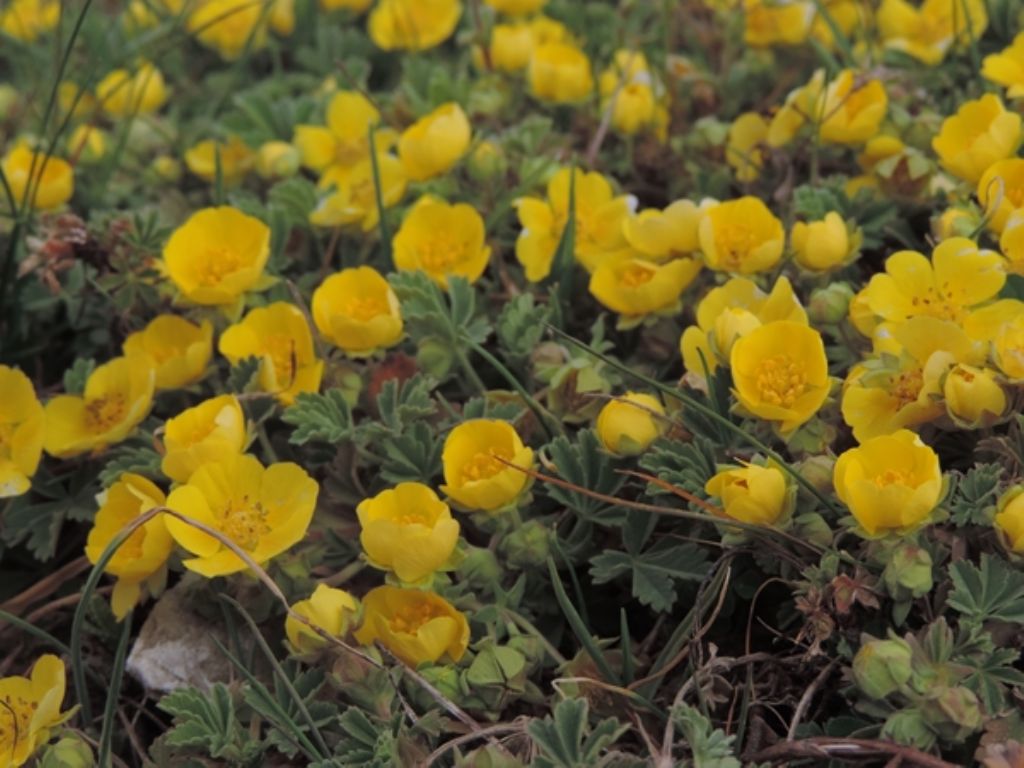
543 429 625 523
389 271 491 348
497 293 550 366
284 389 355 445
527 698 627 768
639 436 718 499
62 357 95 394
590 510 711 612
1 466 97 560
97 440 162 487
671 704 742 768
948 555 1024 627
157 684 265 766
947 463 1004 527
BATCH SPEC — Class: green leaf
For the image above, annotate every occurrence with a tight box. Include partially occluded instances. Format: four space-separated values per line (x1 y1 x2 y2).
497 292 549 364
544 429 625 523
377 421 443 485
268 176 317 227
283 389 354 445
527 698 627 768
639 435 718 499
158 684 263 763
97 441 162 487
1 466 98 560
63 357 95 394
372 374 437 432
227 357 262 393
590 540 711 612
948 555 1024 626
947 463 1004 527
671 703 742 768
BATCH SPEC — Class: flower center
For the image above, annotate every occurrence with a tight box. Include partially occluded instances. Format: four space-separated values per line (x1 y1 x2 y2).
891 367 924 407
264 334 297 383
196 247 243 286
388 600 446 634
116 527 148 563
0 422 14 461
873 469 910 488
754 355 806 408
84 393 127 431
908 284 963 322
620 264 655 287
716 224 760 269
0 691 36 755
418 235 465 273
345 295 389 322
460 448 511 483
219 496 271 551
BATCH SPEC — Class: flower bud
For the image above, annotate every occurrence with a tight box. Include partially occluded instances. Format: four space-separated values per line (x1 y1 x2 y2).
933 207 980 241
255 140 300 179
457 545 503 588
417 336 455 379
930 686 983 736
994 485 1024 553
882 544 934 599
705 463 791 526
795 454 835 495
595 392 666 456
943 364 1007 428
499 519 550 569
792 212 858 271
151 155 181 182
808 282 855 326
852 637 913 699
467 140 508 182
39 737 94 768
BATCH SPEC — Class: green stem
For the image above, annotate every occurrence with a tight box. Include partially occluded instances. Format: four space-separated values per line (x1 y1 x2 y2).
97 614 133 767
454 348 488 395
468 341 562 439
502 608 567 665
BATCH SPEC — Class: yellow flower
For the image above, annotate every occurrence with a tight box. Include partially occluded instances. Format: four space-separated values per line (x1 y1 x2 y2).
269 0 295 35
933 207 980 241
44 356 155 459
861 237 1005 327
1001 210 1024 276
184 136 254 185
441 419 533 512
624 199 712 262
932 94 1021 184
977 158 1024 233
726 112 768 182
219 302 323 406
293 90 395 176
486 0 545 15
0 0 58 42
310 153 407 231
810 0 866 49
398 103 471 182
161 395 247 484
767 70 825 148
163 206 271 307
515 167 635 281
818 70 887 146
994 314 1024 380
393 196 490 287
286 584 360 653
983 33 1024 99
164 453 318 578
1 143 73 211
698 197 785 274
994 486 1024 553
489 22 536 71
527 42 594 104
188 0 268 59
122 315 213 391
606 82 657 136
680 276 807 378
95 62 167 117
357 483 460 583
0 365 44 498
255 140 300 179
731 321 829 434
595 392 666 456
84 473 172 619
589 257 701 320
841 317 982 441
791 212 861 271
877 0 987 66
311 266 404 356
354 586 469 666
743 0 813 47
67 124 107 163
833 429 942 536
368 0 462 51
705 464 789 526
943 364 1007 428
0 654 69 766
